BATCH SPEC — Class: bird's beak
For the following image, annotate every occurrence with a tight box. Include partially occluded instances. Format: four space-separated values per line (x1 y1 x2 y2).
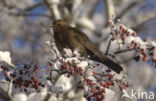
48 24 53 27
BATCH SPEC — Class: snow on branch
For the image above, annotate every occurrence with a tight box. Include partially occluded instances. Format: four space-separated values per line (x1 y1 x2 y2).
106 18 156 67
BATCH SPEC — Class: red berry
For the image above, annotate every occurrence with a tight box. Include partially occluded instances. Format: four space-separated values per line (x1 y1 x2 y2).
101 89 105 93
131 32 136 36
86 78 90 82
107 81 112 85
35 66 39 70
112 55 115 58
134 43 138 49
32 78 37 82
79 67 83 71
69 71 73 75
49 63 53 66
116 32 119 36
69 66 73 71
4 72 8 77
109 74 114 79
121 37 126 41
101 93 105 97
61 63 68 69
106 69 111 72
152 58 156 62
143 56 147 61
96 86 100 90
119 26 122 30
141 49 145 54
73 54 76 57
93 71 97 75
91 88 95 93
126 83 129 87
34 83 38 88
100 82 103 86
79 86 84 89
107 21 111 25
96 64 100 66
144 39 147 42
125 30 127 34
75 66 79 71
63 50 66 54
119 86 124 91
126 32 130 36
77 71 81 75
127 46 131 49
121 33 124 37
101 82 107 87
106 85 110 88
122 29 125 33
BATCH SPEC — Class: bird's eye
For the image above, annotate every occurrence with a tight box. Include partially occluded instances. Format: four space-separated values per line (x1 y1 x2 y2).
58 24 61 26
53 21 56 25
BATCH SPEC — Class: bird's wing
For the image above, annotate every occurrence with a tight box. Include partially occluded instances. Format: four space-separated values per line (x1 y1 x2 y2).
70 28 105 60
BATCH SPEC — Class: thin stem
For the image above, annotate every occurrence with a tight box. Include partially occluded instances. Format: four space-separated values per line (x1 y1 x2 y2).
105 36 113 55
114 48 135 54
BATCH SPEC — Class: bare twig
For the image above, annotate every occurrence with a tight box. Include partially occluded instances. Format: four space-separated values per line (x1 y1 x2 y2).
132 17 156 32
114 48 135 54
118 55 139 64
0 10 51 18
8 12 52 18
115 1 141 20
23 1 45 12
105 36 113 55
60 70 68 75
2 1 44 12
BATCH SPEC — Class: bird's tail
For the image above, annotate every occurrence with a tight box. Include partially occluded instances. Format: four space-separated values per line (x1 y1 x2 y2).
101 57 123 74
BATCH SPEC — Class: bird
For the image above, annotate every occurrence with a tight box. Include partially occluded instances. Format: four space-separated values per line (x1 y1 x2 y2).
49 19 123 74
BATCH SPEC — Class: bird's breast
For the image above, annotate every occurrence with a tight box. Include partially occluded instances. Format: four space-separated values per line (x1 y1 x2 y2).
54 32 70 52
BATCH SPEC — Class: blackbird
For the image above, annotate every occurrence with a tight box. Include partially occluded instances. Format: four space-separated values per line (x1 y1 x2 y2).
49 19 123 74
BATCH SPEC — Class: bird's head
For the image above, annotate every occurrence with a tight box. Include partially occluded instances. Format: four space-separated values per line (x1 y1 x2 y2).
49 19 69 32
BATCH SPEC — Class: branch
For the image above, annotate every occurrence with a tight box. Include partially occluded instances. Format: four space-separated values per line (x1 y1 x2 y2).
1 1 44 12
132 17 156 32
118 55 139 64
0 0 7 7
1 1 46 18
104 0 115 23
0 88 12 101
23 1 45 12
114 48 135 54
105 36 113 55
8 12 52 18
44 0 61 19
88 0 100 18
115 1 140 20
43 93 51 101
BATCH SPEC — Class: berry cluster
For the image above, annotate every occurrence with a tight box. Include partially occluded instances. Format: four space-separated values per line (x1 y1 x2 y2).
48 48 128 100
108 19 156 68
0 63 45 92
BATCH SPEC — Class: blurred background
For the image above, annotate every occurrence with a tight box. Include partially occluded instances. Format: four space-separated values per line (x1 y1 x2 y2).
0 0 156 100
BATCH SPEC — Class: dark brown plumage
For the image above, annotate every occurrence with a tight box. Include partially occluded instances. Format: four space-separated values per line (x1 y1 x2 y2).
50 19 123 74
